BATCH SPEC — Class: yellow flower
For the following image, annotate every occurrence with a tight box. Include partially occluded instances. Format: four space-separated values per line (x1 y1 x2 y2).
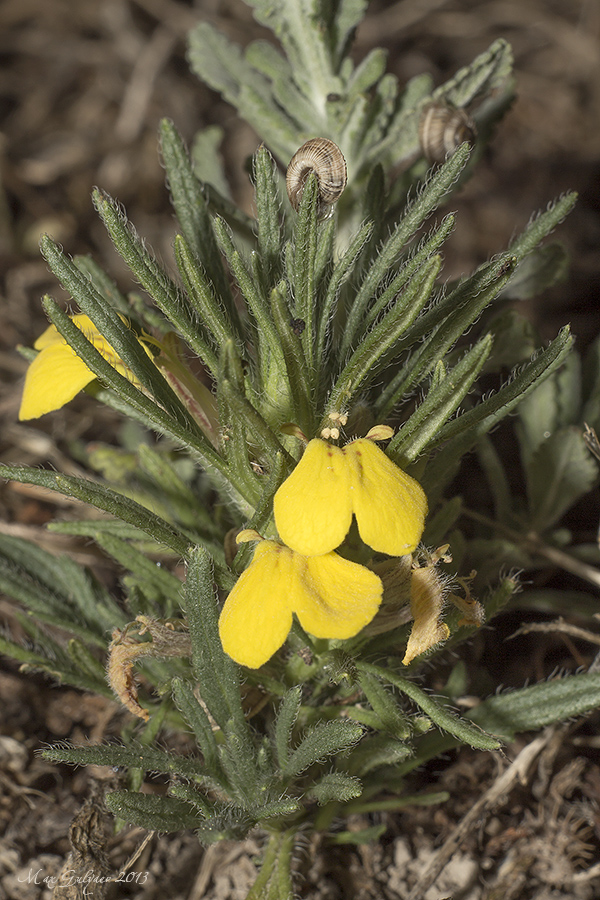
19 314 141 421
273 436 427 557
219 537 383 668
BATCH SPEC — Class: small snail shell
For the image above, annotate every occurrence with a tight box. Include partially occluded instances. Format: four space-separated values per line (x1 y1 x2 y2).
286 138 347 217
418 104 477 165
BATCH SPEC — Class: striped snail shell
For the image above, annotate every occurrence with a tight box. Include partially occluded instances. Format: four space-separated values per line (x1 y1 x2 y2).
286 138 347 217
418 103 477 165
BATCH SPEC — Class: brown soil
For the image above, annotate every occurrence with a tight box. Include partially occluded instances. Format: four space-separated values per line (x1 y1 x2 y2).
1 1 600 898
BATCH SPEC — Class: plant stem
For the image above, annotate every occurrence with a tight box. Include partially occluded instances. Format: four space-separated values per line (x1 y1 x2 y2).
245 828 296 900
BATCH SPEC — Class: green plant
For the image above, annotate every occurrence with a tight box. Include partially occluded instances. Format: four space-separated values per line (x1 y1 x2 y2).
2 1 600 896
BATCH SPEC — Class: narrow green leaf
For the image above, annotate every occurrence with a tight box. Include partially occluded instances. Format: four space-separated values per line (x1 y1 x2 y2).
198 180 256 239
346 733 412 775
174 234 240 354
0 533 127 642
316 219 373 367
216 346 263 503
283 720 364 779
194 808 254 844
501 243 569 300
48 520 150 541
168 782 214 817
423 328 573 502
254 144 285 289
329 256 440 411
389 334 493 462
440 327 573 449
351 790 449 814
73 255 130 315
517 351 582 464
484 309 539 372
245 39 320 136
290 173 319 367
92 189 216 368
358 662 502 750
93 531 183 603
214 217 280 365
476 436 513 523
347 47 387 95
135 443 224 541
274 686 302 770
253 798 302 820
357 672 411 738
188 21 264 107
0 633 63 672
422 496 463 547
327 0 369 64
362 214 456 333
8 612 111 695
66 639 107 686
0 465 192 557
43 742 204 779
434 38 513 108
240 2 336 130
220 378 292 466
218 722 261 803
234 83 302 162
314 215 336 297
343 144 470 353
0 531 122 619
329 823 387 844
190 126 230 196
231 451 291 575
469 672 600 740
171 678 221 776
361 164 386 244
40 237 189 416
40 295 175 423
39 298 237 495
245 39 291 82
183 547 246 734
160 118 234 314
507 192 577 262
306 773 363 805
106 791 202 832
270 282 313 431
376 254 517 419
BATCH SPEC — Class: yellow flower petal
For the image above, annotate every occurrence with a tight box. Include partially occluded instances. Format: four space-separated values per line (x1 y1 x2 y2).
402 565 449 665
219 539 383 667
19 341 97 420
345 439 428 556
296 553 383 639
19 314 144 421
218 541 296 668
273 435 428 558
33 322 66 351
274 439 353 556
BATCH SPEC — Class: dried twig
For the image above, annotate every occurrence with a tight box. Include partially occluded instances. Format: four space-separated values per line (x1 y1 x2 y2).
510 617 600 647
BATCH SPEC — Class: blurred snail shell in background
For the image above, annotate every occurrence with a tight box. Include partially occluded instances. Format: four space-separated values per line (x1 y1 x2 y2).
286 138 347 217
418 103 477 164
